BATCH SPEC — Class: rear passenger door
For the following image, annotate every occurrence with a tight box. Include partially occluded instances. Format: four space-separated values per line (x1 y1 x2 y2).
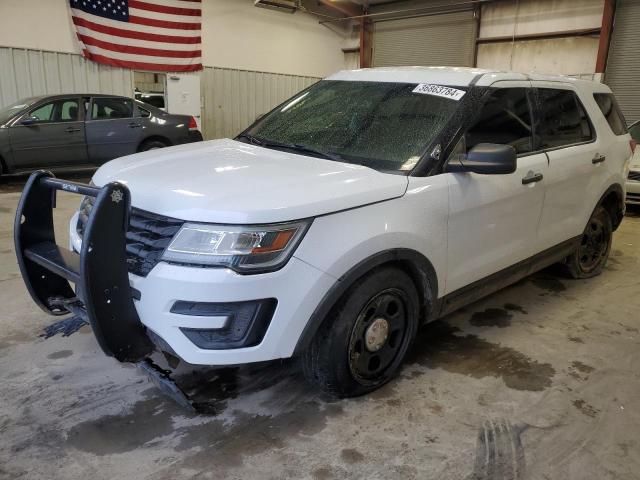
531 84 601 249
445 83 549 293
85 97 142 164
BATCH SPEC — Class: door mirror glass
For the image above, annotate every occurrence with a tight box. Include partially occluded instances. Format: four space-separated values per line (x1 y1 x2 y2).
448 143 517 175
20 116 41 126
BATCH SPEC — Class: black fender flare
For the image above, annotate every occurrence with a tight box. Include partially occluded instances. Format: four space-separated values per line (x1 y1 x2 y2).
594 183 624 230
293 248 438 355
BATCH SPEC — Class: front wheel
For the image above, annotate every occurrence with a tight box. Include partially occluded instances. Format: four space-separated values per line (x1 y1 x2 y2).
564 206 612 279
302 267 420 397
139 139 169 151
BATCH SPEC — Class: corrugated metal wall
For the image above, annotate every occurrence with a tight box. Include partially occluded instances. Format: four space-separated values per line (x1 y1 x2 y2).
201 66 318 140
372 10 477 67
0 46 133 107
604 0 640 123
0 46 320 141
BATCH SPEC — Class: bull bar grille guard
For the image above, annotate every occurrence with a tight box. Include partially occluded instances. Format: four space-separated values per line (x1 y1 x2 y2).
14 170 154 362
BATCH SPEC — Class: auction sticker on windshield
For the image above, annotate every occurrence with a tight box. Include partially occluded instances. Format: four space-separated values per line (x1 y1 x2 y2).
412 84 466 101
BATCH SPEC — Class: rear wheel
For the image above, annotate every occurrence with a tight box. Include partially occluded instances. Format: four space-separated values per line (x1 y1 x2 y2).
565 206 612 279
302 267 420 397
139 139 169 151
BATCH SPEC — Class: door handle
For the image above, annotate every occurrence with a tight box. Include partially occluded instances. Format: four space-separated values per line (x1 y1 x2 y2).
65 127 81 133
522 172 543 185
128 122 142 129
592 154 606 164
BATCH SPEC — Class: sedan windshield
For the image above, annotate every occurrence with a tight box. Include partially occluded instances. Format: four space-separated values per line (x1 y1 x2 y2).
241 80 462 172
0 97 40 125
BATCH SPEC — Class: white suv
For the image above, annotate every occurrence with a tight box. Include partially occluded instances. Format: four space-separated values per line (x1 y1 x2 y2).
626 120 640 205
16 67 632 400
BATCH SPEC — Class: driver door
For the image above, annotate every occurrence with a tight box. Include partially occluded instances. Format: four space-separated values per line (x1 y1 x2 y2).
445 82 549 294
8 97 87 169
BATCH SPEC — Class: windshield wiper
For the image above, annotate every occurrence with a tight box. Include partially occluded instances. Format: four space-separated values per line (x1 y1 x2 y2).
237 134 343 162
236 132 265 146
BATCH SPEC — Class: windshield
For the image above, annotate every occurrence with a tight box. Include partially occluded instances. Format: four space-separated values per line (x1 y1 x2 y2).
242 80 463 172
0 97 40 125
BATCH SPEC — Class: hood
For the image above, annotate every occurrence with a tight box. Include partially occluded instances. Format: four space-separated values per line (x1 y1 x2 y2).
93 139 408 224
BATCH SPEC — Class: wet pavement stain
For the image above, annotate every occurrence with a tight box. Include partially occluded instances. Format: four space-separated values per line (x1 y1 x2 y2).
67 359 344 474
568 361 595 381
619 323 639 333
340 448 365 464
0 331 32 351
66 395 174 455
573 399 599 418
469 308 513 328
409 321 555 391
504 303 528 314
169 400 342 473
47 350 73 360
571 361 595 374
530 273 567 294
312 466 335 480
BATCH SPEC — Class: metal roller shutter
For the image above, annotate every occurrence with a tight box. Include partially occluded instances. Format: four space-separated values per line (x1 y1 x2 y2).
372 10 477 68
605 0 640 123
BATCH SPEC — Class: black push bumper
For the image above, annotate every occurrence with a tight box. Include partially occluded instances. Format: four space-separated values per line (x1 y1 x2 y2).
14 171 153 362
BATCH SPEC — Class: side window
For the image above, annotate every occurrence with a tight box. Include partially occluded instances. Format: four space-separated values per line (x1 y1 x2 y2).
90 97 133 120
29 102 55 123
629 122 640 142
138 107 151 118
60 100 79 121
465 88 533 154
593 93 628 135
28 99 79 123
535 89 593 149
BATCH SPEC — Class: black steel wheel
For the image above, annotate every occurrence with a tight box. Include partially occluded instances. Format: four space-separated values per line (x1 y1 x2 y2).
565 206 612 279
302 266 421 397
578 215 609 272
348 289 409 382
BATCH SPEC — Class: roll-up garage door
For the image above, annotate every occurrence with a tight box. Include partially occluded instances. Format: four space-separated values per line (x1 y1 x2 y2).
605 0 640 123
372 10 477 68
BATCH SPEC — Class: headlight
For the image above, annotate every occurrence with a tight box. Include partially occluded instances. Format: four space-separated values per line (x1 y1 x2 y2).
161 220 311 273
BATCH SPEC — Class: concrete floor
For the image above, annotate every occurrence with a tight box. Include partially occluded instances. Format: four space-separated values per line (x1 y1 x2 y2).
1 178 639 480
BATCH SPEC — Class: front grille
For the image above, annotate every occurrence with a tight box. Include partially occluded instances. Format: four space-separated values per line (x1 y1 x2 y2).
76 197 184 277
628 171 640 182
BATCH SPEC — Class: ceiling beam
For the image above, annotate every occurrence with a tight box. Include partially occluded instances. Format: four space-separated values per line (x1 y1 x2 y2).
318 0 363 18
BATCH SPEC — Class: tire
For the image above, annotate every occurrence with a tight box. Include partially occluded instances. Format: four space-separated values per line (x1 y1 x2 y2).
302 266 420 397
564 206 612 279
139 139 169 151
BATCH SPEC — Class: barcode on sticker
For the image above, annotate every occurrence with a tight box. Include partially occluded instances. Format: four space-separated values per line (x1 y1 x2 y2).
412 84 466 101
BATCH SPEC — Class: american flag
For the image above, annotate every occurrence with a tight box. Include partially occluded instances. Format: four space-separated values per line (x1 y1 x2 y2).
69 0 202 72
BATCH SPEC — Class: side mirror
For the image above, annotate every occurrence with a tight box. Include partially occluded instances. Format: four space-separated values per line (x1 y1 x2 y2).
20 116 40 126
447 143 517 175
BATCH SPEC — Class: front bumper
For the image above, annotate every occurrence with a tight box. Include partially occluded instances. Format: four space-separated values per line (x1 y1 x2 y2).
626 171 640 205
69 211 336 365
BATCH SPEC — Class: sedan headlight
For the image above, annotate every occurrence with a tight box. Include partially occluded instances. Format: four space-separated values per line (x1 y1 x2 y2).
161 220 311 273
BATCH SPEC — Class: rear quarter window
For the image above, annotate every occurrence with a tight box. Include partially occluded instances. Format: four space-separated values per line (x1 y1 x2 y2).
593 93 628 135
